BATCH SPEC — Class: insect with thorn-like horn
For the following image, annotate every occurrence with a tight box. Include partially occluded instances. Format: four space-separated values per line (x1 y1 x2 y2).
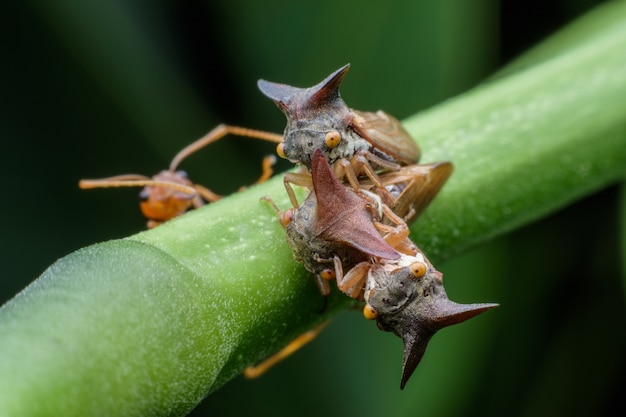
247 149 495 388
258 64 422 207
359 251 497 389
262 148 436 297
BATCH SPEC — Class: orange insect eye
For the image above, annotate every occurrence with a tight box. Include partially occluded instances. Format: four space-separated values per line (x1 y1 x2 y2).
279 208 295 228
324 131 342 148
410 262 427 278
319 269 336 280
363 304 378 320
276 142 287 159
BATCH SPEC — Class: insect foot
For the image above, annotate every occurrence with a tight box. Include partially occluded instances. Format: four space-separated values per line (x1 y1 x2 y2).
363 253 498 389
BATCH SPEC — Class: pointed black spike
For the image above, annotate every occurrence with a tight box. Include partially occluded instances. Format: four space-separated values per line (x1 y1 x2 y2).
308 64 350 107
257 64 350 116
399 326 431 390
364 260 498 390
257 78 301 106
257 65 354 166
399 301 498 389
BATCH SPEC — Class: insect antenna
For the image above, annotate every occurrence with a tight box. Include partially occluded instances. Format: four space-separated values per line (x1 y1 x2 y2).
79 175 197 195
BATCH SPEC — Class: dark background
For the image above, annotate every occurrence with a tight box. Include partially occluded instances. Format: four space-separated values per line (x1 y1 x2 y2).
2 1 623 416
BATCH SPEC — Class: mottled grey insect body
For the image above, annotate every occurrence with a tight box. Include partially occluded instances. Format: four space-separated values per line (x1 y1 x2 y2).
364 254 498 389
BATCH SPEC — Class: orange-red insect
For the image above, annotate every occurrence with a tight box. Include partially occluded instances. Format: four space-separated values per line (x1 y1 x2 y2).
79 124 281 228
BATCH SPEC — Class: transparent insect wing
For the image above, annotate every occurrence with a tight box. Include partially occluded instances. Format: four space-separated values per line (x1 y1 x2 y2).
354 161 453 225
365 259 498 389
382 161 454 225
351 109 420 165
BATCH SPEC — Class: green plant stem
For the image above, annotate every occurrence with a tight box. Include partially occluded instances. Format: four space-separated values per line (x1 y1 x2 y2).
404 2 626 261
2 3 626 416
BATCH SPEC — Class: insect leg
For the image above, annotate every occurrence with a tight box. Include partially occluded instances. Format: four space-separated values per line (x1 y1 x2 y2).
374 205 417 255
313 254 343 297
236 154 278 193
79 176 198 196
252 155 278 185
243 321 329 379
260 196 294 229
336 261 371 299
283 171 313 208
168 124 283 171
192 184 221 205
335 158 362 192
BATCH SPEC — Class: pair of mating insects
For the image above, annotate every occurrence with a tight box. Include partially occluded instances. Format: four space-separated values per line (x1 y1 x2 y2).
80 64 497 389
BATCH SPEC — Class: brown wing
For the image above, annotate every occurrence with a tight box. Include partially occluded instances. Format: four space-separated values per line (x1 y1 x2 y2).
310 148 400 260
351 109 420 165
374 161 453 226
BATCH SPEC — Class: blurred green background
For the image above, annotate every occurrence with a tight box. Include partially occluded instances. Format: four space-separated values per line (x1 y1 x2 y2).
2 0 624 416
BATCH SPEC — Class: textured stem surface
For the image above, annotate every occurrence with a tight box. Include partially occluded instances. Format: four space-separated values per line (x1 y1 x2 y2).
1 3 626 416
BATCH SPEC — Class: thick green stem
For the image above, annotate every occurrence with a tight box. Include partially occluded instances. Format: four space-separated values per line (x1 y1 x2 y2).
1 3 626 416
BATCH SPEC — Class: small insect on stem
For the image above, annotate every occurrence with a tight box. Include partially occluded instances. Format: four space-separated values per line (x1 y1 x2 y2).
79 124 282 228
258 64 421 206
362 252 498 389
263 148 402 297
252 153 494 388
249 67 494 388
245 148 409 379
